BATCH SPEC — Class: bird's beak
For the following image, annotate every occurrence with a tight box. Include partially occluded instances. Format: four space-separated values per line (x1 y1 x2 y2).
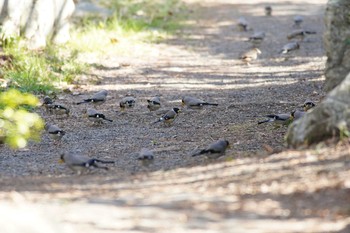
181 101 185 106
58 159 64 164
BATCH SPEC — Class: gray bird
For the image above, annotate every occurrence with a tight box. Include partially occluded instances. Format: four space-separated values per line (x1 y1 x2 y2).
137 148 154 167
86 108 113 124
293 15 304 28
182 96 218 109
59 152 114 174
287 29 316 41
291 109 306 120
119 96 136 110
240 48 261 65
248 31 265 44
238 17 249 31
303 100 316 111
258 113 292 126
45 123 66 142
280 42 299 54
77 89 108 105
43 96 70 116
152 107 181 125
265 6 272 16
192 139 230 159
147 96 161 111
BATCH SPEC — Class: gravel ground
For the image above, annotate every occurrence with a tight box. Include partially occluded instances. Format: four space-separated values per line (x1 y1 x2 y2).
1 0 349 232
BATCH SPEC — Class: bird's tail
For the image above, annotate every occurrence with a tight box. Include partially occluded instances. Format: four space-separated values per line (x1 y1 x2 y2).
258 119 270 124
191 149 207 157
203 103 219 106
93 159 115 164
103 118 113 122
76 101 87 105
151 118 162 125
305 30 316 35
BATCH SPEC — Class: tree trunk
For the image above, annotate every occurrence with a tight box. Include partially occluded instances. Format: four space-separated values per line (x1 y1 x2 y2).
286 0 350 147
324 0 350 91
0 0 75 49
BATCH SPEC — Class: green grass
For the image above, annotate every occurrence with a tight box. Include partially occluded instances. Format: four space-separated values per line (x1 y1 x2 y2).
68 0 188 54
0 39 88 94
0 0 188 94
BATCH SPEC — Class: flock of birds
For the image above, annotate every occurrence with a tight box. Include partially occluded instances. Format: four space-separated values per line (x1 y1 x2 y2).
238 6 316 65
41 6 318 175
42 91 230 174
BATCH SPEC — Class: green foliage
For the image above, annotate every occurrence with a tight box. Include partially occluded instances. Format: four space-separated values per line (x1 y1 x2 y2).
0 89 44 149
0 39 88 93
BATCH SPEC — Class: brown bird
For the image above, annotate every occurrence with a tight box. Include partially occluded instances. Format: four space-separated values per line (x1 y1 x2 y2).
240 48 261 65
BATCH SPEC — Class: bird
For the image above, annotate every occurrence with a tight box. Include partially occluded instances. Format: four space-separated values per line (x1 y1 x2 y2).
43 96 54 113
147 96 161 111
291 109 306 120
287 29 316 41
265 6 272 16
59 152 115 174
152 107 181 125
280 42 299 54
43 96 54 106
258 113 293 126
119 95 136 110
303 100 316 111
137 148 154 167
42 96 70 116
182 96 218 109
76 89 108 105
238 17 249 31
86 108 113 124
240 48 261 65
45 123 66 142
248 31 265 44
192 139 230 159
293 15 304 28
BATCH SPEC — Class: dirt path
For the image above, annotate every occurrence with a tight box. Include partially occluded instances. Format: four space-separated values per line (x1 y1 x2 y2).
1 0 350 232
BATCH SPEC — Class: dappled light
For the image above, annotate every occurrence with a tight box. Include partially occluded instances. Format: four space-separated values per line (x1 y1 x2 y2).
0 0 349 232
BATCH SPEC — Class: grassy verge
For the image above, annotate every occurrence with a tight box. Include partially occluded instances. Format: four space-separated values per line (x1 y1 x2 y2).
0 38 87 94
0 0 188 94
68 0 188 54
